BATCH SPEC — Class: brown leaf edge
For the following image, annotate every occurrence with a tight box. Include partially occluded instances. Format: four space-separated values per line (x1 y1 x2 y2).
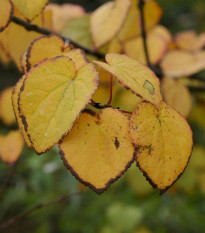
18 56 99 154
0 0 13 32
93 54 162 104
59 108 135 194
129 100 193 195
90 0 131 49
12 76 32 148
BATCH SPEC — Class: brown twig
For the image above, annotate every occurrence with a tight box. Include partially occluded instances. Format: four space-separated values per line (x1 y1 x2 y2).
0 164 16 200
0 191 82 231
11 16 105 59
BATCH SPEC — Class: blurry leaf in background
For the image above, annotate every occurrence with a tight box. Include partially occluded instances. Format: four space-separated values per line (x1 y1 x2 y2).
90 0 131 49
175 30 205 52
60 108 134 193
18 56 98 154
162 77 192 118
0 0 13 32
129 101 193 192
61 14 93 49
11 0 49 21
123 26 168 65
0 130 24 164
160 50 205 78
0 86 16 126
6 8 53 70
105 202 143 233
118 0 162 41
94 54 162 105
46 3 85 33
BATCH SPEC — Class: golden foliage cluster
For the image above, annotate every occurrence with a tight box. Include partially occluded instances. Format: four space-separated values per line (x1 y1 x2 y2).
1 0 202 195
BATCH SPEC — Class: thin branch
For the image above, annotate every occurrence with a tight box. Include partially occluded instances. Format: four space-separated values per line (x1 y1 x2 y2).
0 164 16 200
0 191 82 231
11 16 105 59
120 110 133 115
138 0 151 67
107 76 113 105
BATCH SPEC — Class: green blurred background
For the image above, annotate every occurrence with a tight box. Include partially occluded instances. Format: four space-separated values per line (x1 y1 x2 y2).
0 0 205 233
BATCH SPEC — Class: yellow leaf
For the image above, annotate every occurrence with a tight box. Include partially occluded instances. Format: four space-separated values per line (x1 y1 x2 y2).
0 0 13 32
123 29 168 65
0 131 24 164
160 50 205 78
11 0 49 21
12 76 32 147
18 56 99 154
91 0 131 49
175 30 205 52
46 3 85 33
0 87 16 126
162 78 192 118
26 34 67 70
26 34 88 71
129 101 193 192
94 54 162 104
149 25 172 44
118 0 162 41
59 108 134 194
62 14 93 49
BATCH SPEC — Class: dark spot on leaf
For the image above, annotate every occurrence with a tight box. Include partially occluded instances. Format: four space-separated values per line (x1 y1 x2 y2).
114 137 120 149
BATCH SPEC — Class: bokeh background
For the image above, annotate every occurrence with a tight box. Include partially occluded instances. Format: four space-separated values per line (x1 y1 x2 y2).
0 0 205 233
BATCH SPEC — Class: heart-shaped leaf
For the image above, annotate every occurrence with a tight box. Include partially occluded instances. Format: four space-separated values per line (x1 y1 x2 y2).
18 56 99 154
129 101 193 193
59 108 135 194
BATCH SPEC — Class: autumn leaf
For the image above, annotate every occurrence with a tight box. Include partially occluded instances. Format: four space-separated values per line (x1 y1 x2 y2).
162 77 192 118
18 56 99 154
129 101 193 192
175 30 205 52
0 0 13 32
0 131 24 164
160 50 205 78
26 34 88 71
123 28 168 65
11 0 49 21
46 3 85 33
59 108 134 194
12 76 32 147
90 0 131 49
0 87 16 126
94 54 162 104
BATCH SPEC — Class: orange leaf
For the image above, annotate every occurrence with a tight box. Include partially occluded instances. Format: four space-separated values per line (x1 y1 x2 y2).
0 131 24 164
60 108 134 194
